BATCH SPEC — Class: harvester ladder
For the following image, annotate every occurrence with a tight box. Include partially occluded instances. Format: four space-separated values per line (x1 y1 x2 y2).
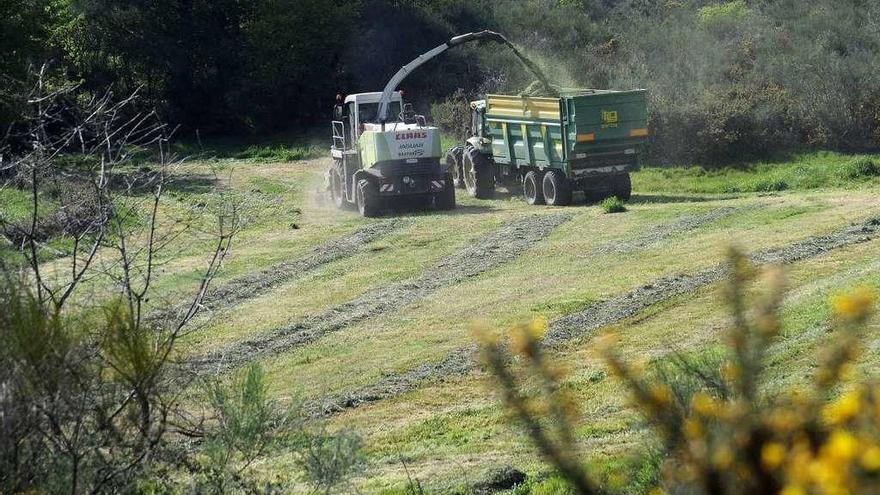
332 120 347 150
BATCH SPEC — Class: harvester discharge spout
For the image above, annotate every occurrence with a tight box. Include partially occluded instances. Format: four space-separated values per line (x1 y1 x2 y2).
376 30 551 125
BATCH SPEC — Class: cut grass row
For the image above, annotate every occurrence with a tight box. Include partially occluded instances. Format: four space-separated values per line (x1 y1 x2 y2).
320 237 880 493
254 190 878 402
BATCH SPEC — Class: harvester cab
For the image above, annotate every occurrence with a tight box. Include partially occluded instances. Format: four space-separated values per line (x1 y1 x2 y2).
327 30 518 217
329 91 449 217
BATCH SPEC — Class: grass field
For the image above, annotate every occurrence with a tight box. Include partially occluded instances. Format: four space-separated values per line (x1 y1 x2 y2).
7 150 880 493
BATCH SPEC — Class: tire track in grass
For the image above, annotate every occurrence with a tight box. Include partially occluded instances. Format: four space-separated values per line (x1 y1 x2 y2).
153 219 405 323
312 217 880 416
185 212 574 375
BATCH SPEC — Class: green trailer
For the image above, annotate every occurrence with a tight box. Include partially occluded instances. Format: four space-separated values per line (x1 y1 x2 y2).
447 89 649 205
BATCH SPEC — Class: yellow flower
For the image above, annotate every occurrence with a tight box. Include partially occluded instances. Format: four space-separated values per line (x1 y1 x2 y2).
861 446 880 471
528 316 548 339
509 323 536 357
761 442 786 469
692 392 720 417
780 485 806 495
822 389 861 425
649 384 672 407
768 409 800 432
712 446 734 469
831 287 875 323
822 430 859 463
684 418 703 439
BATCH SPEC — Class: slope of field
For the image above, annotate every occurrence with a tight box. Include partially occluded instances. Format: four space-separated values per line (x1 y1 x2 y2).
146 153 880 493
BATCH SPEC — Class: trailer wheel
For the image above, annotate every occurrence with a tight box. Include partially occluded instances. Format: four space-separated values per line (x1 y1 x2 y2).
356 179 381 217
463 147 495 199
615 173 632 201
435 173 457 210
523 170 545 205
330 169 348 209
445 146 465 189
542 169 572 206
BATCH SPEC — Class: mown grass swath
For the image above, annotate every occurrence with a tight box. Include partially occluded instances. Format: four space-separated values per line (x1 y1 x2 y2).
476 249 878 494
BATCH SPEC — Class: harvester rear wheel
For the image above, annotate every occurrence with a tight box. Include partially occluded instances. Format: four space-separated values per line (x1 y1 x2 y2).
356 179 381 217
542 169 572 206
445 146 465 188
435 173 457 210
523 170 545 205
463 147 495 199
614 173 632 201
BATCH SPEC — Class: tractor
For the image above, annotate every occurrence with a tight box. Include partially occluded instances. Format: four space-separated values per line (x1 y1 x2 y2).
327 30 524 217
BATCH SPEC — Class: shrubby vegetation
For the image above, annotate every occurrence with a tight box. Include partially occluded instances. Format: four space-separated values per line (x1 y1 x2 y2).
601 196 627 214
4 1 879 164
0 74 364 494
476 249 878 494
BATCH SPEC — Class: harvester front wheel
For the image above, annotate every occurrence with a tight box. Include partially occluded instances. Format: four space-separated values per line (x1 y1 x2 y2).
445 146 465 189
463 147 495 199
330 168 347 209
542 169 572 206
356 179 381 217
614 173 632 201
435 173 457 210
523 170 545 205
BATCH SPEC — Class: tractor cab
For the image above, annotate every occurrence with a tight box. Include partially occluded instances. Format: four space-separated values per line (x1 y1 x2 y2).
332 92 404 150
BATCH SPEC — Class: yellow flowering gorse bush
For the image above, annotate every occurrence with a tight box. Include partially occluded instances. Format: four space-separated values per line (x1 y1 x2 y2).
477 248 877 495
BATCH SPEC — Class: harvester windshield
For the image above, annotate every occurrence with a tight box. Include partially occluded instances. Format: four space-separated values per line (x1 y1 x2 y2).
358 102 401 123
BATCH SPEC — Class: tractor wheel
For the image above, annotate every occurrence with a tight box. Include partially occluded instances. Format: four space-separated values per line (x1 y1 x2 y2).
445 146 465 189
330 168 347 209
583 176 614 203
542 169 572 206
356 179 381 217
435 173 457 210
463 147 495 199
523 170 545 205
614 173 632 201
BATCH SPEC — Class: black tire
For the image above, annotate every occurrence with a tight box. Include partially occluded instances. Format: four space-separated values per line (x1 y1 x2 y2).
445 146 465 189
583 176 615 203
435 173 456 210
542 169 572 206
330 168 347 209
523 170 545 205
462 147 495 199
356 179 381 217
615 173 632 201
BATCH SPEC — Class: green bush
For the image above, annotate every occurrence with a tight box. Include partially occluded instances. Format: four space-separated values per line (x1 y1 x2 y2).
836 157 880 180
751 178 789 192
430 88 472 144
236 144 322 163
697 0 750 26
601 196 626 213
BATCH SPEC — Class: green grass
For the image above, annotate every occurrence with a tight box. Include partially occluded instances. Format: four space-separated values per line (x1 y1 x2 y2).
235 144 323 162
634 151 880 194
601 196 626 213
15 144 880 493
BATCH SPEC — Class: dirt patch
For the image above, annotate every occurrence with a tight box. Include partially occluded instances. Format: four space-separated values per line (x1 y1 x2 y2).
153 219 405 323
185 213 573 375
312 216 880 416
